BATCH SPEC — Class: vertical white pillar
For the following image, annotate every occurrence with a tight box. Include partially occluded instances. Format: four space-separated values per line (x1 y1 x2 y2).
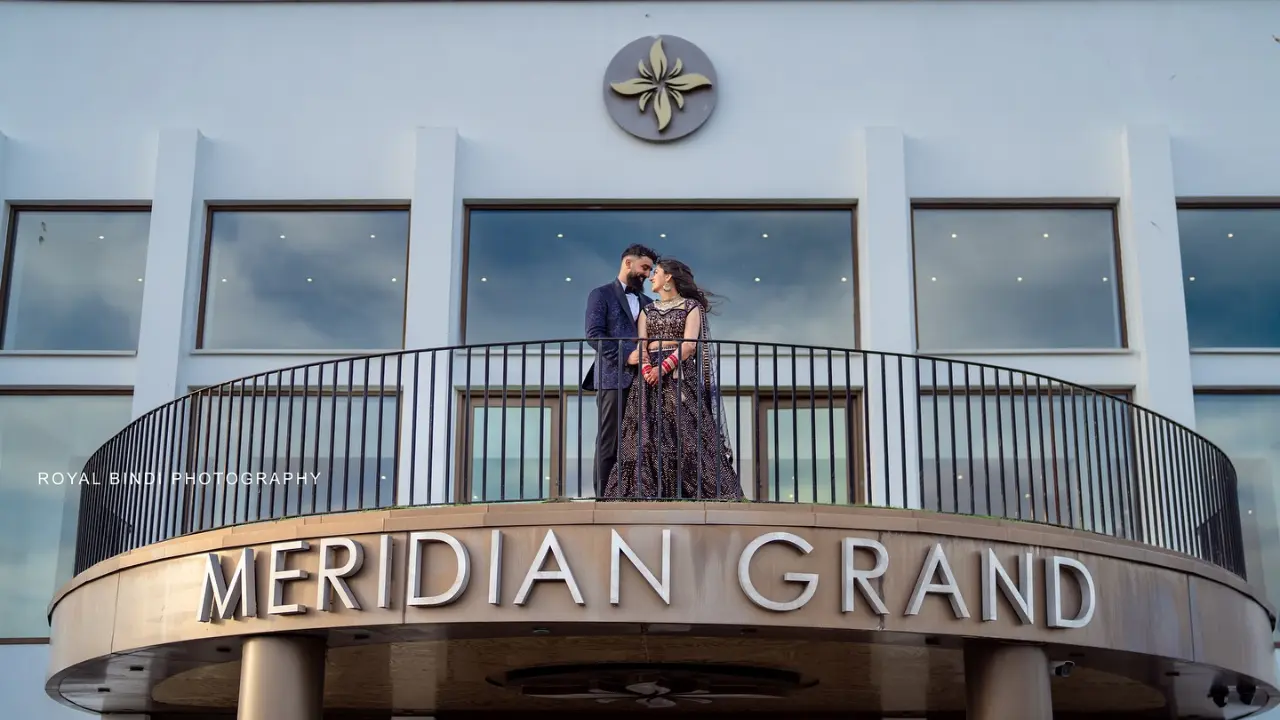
1118 125 1195 426
401 127 462 505
857 126 921 508
132 129 203 418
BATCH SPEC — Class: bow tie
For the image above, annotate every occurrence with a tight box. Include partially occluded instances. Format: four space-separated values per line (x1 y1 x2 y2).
624 287 642 296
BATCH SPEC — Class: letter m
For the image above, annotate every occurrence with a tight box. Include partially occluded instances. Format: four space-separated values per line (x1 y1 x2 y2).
197 548 257 622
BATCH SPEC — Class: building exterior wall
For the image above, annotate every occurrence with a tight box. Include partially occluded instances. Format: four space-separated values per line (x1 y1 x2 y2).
2 0 1280 716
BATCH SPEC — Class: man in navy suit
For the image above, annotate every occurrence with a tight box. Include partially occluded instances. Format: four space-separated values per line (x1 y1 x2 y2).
583 243 659 491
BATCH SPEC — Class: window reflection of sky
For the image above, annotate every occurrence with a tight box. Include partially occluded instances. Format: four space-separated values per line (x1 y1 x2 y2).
1178 208 1280 348
201 210 409 351
4 210 151 351
1193 394 1280 640
0 394 132 637
913 208 1123 351
463 208 857 348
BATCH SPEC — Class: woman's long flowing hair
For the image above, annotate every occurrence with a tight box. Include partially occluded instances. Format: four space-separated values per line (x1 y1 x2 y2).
656 259 737 488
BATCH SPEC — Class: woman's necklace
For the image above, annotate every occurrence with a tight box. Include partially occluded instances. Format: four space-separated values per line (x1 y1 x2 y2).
653 295 685 310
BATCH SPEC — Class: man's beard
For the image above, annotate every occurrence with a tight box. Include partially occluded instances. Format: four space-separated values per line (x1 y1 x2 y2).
625 273 647 293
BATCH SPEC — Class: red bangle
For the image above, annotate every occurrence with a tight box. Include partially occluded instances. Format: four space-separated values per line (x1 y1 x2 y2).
661 355 677 373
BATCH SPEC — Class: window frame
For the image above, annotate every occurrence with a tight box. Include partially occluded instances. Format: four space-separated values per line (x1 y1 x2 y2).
752 391 865 504
194 203 414 352
0 203 153 354
0 386 134 642
456 389 566 502
458 201 860 350
909 200 1129 353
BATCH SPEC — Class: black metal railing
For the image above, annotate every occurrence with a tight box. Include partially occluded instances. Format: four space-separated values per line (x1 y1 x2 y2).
72 340 1245 578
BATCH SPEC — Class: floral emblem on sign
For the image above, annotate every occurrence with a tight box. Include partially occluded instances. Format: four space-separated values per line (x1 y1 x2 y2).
609 38 713 132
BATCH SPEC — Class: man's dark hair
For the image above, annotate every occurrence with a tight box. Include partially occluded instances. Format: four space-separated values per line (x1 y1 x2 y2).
620 244 659 263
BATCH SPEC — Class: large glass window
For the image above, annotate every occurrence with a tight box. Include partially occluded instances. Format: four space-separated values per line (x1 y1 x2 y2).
463 207 857 348
2 208 151 351
0 392 132 638
1178 207 1280 348
199 208 410 351
913 206 1124 351
1193 393 1280 639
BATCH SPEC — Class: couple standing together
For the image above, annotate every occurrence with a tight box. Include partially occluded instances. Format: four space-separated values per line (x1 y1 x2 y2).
583 244 744 501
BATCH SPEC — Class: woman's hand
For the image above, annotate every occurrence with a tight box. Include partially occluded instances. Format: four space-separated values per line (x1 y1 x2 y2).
642 365 660 386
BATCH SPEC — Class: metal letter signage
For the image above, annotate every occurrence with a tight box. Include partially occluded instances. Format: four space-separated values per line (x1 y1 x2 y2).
603 35 718 143
194 529 1098 632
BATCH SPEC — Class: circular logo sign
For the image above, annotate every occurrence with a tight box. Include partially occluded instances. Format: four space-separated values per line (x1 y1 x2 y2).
603 35 718 143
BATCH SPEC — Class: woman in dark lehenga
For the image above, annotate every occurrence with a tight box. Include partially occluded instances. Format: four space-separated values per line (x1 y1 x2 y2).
604 259 743 501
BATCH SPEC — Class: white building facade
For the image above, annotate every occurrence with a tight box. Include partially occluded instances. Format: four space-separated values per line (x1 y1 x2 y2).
3 0 1280 716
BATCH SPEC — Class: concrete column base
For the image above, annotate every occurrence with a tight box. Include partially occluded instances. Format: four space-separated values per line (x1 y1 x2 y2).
964 643 1053 720
237 635 326 720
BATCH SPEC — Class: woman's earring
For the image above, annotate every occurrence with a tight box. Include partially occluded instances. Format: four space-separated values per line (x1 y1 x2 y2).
663 283 672 292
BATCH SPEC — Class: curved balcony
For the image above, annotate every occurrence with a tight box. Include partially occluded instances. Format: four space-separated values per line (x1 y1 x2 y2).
71 340 1245 578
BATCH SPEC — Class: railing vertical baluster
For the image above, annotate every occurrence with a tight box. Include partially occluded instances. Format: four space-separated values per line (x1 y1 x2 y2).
948 362 958 515
931 360 942 512
311 365 323 514
964 364 975 516
979 367 990 517
772 347 780 502
284 369 296 516
826 349 836 504
519 346 528 499
915 356 925 512
1010 372 1024 521
1021 374 1034 523
994 371 1006 518
375 356 387 507
863 352 873 504
499 346 508 501
442 350 454 503
1035 378 1048 524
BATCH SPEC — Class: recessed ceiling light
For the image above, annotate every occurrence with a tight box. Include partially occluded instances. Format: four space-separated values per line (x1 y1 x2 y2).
391 277 398 282
762 233 769 238
930 277 937 282
136 278 143 282
1016 277 1023 282
480 277 488 282
557 233 564 238
98 235 105 240
370 234 376 239
951 233 957 238
1188 276 1196 281
840 277 848 282
754 277 761 282
1228 233 1234 238
660 233 666 238
1043 233 1049 238
565 277 572 282
221 278 227 282
280 234 286 239
1102 277 1108 282
306 278 313 283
